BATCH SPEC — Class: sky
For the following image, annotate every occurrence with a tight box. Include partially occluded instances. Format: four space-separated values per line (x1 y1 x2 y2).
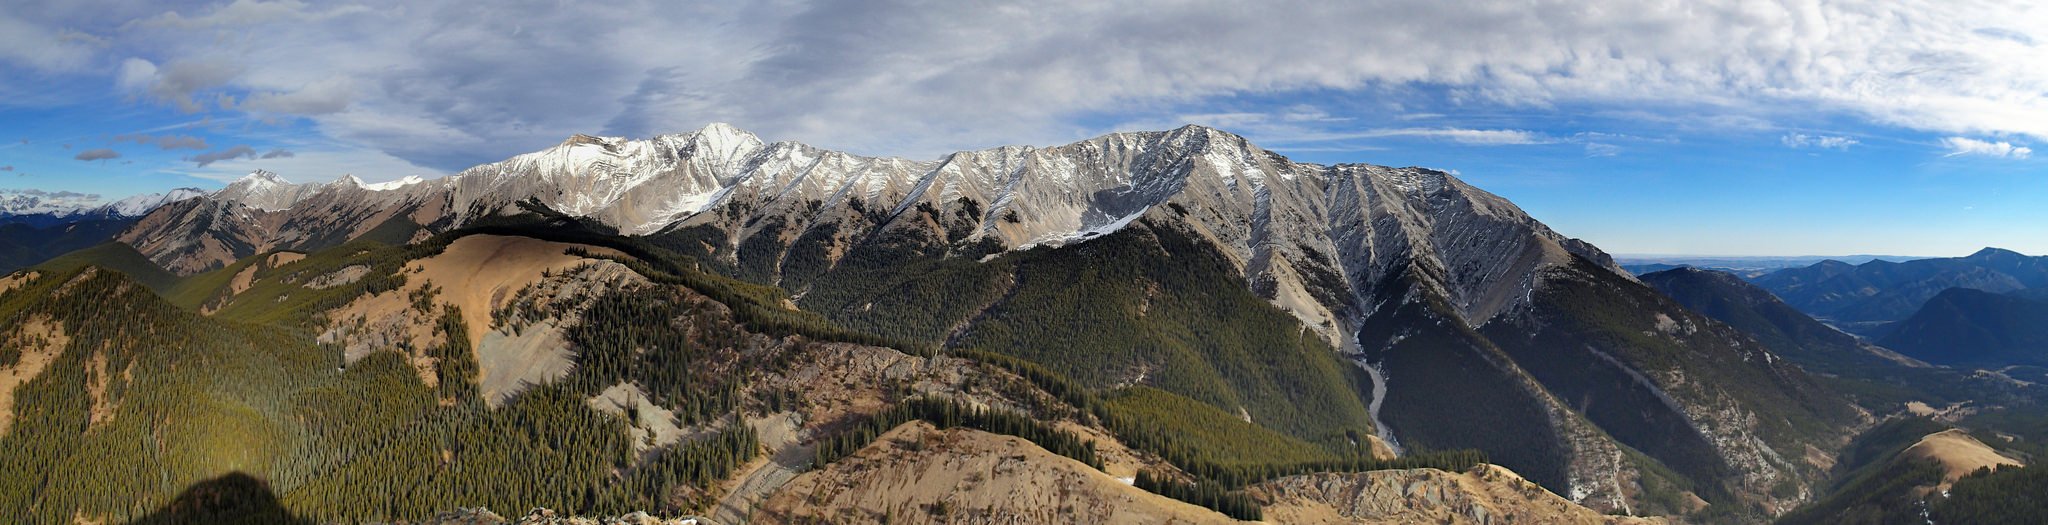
1 0 2044 257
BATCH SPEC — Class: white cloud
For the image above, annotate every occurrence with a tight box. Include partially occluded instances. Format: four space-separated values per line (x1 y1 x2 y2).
0 13 96 74
1345 128 1558 145
114 57 157 93
128 0 370 29
7 1 2047 170
1154 110 1555 148
118 59 243 112
1780 133 1859 150
1584 143 1622 157
1941 137 2033 159
240 77 354 115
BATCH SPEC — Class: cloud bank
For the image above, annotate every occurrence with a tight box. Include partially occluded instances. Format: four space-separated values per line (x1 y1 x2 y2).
7 1 2046 170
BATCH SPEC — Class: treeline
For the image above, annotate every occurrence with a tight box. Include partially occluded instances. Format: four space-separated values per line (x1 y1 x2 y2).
1135 470 1261 521
812 397 1101 470
611 426 760 515
1100 386 1337 467
1188 451 1488 489
1930 464 2048 524
559 284 751 424
427 305 478 404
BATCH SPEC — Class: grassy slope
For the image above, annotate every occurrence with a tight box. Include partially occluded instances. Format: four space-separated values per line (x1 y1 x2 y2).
1776 418 1950 525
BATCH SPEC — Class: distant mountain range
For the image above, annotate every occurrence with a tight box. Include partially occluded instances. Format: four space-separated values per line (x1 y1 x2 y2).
1751 248 2048 339
1617 254 1924 278
0 187 205 224
0 188 206 272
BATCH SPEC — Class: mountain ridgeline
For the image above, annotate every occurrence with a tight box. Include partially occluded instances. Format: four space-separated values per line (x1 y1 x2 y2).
1640 267 1892 371
153 126 1857 514
0 124 1933 525
0 188 206 273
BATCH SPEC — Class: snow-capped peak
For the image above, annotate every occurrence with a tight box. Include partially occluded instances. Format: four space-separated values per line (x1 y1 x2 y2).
690 122 765 162
215 169 315 211
239 169 290 186
362 175 425 191
104 188 206 216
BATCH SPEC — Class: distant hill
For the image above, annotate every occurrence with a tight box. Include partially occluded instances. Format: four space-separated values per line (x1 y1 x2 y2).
1752 248 2048 336
31 241 179 292
0 218 139 273
1879 288 2048 367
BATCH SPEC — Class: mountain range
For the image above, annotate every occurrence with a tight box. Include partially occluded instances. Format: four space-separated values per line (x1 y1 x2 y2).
3 124 2040 524
0 188 206 273
1751 248 2048 337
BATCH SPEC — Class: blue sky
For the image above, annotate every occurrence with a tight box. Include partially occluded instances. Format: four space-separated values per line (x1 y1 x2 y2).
2 1 2044 256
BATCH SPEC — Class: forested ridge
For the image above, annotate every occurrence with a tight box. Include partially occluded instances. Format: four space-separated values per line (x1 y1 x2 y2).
2 209 1494 523
0 262 765 522
763 218 1380 450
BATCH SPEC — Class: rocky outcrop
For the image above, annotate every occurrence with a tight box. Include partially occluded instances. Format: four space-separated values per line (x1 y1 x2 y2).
395 507 699 525
752 421 1235 525
1251 466 1663 524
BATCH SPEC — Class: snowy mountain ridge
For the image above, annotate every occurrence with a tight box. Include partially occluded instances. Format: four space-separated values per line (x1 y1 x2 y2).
133 123 1623 340
0 187 205 219
100 123 1854 514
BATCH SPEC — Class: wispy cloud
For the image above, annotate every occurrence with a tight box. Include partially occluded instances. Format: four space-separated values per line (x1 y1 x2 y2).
114 133 210 150
1941 137 2033 159
187 145 256 166
73 148 121 161
1781 133 1859 150
1345 128 1559 145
